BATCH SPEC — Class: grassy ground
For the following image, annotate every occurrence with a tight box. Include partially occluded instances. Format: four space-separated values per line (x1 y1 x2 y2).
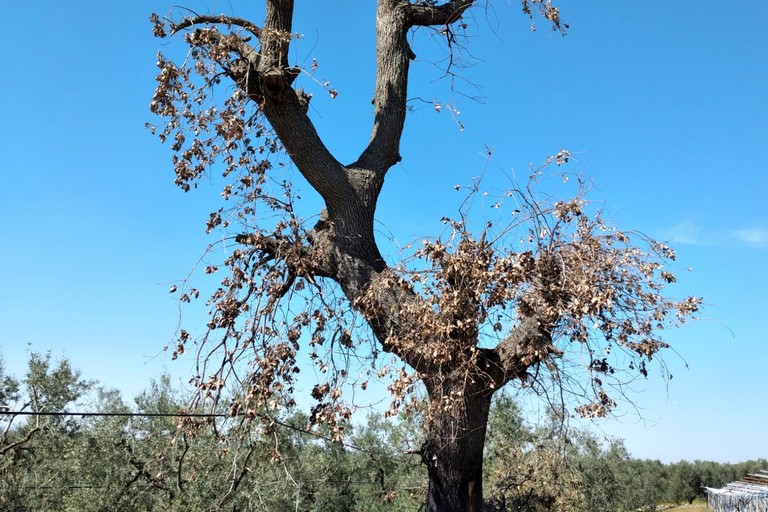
663 502 710 512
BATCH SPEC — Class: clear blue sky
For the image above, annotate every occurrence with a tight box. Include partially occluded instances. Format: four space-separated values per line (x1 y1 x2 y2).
1 1 766 464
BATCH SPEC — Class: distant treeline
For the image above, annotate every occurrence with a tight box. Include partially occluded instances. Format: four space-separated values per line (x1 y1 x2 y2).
1 352 764 511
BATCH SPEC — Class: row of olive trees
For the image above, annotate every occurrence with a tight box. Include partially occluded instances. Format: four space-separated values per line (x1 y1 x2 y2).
0 352 426 512
564 436 766 511
483 394 767 512
2 353 764 512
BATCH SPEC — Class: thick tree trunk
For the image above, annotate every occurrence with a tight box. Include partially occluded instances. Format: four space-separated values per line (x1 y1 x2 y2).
422 381 493 512
168 6 554 512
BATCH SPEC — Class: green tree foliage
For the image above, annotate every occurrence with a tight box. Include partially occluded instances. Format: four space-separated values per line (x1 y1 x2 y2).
666 459 701 505
2 351 766 511
616 458 666 511
1 352 93 511
575 434 627 511
0 356 20 411
483 394 581 511
0 353 428 511
661 458 768 506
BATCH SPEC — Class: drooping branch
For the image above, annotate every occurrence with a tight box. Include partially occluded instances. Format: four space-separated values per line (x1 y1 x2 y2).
235 232 334 281
167 6 348 204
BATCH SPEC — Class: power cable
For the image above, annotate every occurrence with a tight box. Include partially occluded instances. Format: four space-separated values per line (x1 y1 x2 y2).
1 410 223 418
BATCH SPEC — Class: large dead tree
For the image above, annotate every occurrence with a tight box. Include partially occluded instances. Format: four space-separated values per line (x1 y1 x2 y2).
149 2 700 511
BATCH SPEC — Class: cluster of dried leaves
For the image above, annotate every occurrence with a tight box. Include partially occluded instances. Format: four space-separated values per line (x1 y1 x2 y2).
148 5 699 444
360 160 700 421
149 14 345 436
521 0 568 32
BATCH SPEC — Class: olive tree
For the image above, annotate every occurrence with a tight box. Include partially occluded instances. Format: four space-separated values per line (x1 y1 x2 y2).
149 2 700 510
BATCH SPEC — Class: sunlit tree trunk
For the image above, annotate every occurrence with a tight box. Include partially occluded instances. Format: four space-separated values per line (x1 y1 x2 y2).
423 378 494 512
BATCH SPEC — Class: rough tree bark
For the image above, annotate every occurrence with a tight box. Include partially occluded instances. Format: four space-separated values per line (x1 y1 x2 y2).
422 376 493 512
256 6 543 508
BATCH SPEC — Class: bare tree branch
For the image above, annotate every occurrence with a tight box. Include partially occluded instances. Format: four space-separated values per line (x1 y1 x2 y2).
261 92 349 203
256 1 351 203
172 5 348 204
353 1 413 172
408 0 474 26
353 0 475 173
485 317 562 387
0 422 40 457
171 14 262 38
